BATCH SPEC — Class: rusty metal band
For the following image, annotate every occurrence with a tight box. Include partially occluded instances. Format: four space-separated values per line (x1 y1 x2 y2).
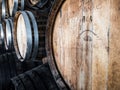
25 11 39 60
13 11 32 61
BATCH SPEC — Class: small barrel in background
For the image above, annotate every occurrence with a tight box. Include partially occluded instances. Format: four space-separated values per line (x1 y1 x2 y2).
13 10 49 62
0 18 14 54
13 11 39 62
2 18 14 52
0 23 5 54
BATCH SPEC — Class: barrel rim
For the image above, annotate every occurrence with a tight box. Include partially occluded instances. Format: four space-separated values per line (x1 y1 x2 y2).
3 19 12 50
0 24 5 49
46 0 69 89
13 11 32 61
25 11 39 60
2 0 6 19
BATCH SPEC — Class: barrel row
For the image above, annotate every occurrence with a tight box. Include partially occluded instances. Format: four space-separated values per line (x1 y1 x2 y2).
11 63 59 90
0 52 42 90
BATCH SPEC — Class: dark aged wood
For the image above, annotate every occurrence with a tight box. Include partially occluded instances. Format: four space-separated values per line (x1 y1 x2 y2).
46 0 120 90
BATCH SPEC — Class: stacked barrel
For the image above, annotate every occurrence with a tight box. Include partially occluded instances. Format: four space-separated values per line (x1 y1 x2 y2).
0 0 25 54
0 0 52 60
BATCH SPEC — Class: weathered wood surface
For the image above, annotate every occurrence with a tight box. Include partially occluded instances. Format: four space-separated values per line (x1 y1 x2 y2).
52 0 120 90
108 0 120 90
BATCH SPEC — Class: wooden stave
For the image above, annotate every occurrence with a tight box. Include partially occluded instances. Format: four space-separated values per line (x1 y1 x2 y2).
0 52 43 90
0 19 14 53
3 18 14 51
46 0 69 89
11 63 59 90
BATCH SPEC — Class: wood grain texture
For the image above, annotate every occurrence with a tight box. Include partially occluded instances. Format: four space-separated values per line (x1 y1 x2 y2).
108 0 120 90
92 0 110 90
52 0 120 90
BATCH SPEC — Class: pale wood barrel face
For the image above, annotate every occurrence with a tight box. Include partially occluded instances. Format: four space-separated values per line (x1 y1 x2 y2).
8 0 14 14
52 0 120 90
17 14 27 58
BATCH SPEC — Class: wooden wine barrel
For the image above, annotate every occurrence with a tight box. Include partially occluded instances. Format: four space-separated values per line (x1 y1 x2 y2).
8 0 24 17
29 0 44 6
2 18 14 51
14 11 47 62
46 0 120 90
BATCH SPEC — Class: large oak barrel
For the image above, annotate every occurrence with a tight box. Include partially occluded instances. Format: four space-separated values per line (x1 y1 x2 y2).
13 11 47 62
46 0 120 90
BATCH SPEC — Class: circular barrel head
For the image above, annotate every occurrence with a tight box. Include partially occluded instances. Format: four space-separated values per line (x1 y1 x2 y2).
16 14 28 60
13 11 38 62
